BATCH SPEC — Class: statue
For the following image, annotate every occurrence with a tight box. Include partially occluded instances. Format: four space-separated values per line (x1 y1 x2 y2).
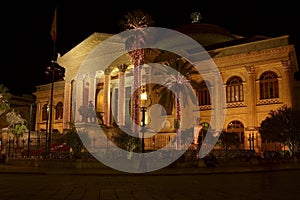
78 101 97 123
190 12 202 23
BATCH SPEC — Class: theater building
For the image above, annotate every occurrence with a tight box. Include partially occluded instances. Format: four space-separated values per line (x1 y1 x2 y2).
33 15 300 156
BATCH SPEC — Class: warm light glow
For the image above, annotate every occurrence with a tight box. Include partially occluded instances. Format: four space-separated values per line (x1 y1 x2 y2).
141 91 147 100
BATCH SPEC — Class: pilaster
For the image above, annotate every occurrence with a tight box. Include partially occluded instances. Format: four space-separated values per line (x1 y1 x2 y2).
245 65 256 127
281 60 293 107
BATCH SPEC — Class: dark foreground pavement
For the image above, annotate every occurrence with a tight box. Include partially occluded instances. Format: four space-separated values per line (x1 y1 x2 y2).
1 160 300 175
1 162 300 200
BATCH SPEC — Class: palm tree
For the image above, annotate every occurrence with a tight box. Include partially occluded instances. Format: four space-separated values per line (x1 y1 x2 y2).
119 9 154 133
152 58 200 149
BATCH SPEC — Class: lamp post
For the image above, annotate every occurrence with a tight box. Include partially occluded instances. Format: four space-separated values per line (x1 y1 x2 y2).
27 103 34 158
45 60 65 157
140 87 151 153
44 102 49 156
251 133 255 153
248 132 254 155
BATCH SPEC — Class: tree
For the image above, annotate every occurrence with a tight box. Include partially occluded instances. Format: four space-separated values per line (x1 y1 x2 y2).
152 58 200 149
6 110 28 156
120 9 155 132
218 130 240 158
111 126 141 159
1 84 28 156
259 105 300 157
62 123 90 159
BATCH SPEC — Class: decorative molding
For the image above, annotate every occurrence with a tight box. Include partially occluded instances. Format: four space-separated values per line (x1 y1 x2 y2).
245 126 257 131
118 64 128 72
258 98 281 105
245 65 254 74
281 59 291 70
199 105 212 111
212 46 292 66
104 68 112 75
226 102 246 108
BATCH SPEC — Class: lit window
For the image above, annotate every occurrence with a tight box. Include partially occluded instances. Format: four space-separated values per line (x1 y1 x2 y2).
226 76 243 103
55 102 63 120
42 104 49 121
197 81 211 106
259 71 279 99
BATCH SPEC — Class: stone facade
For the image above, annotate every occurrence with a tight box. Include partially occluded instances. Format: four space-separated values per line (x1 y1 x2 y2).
33 23 300 156
33 80 65 133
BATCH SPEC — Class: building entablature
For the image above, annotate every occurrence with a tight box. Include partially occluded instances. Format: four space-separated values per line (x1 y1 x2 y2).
214 45 293 67
209 35 290 58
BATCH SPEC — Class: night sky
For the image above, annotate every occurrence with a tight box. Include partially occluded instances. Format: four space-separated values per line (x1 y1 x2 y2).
2 0 299 96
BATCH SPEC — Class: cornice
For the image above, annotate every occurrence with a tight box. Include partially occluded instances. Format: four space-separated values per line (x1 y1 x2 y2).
194 45 294 69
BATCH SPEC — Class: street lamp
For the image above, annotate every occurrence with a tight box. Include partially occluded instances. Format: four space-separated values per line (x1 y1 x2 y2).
252 133 255 152
140 87 151 153
248 132 254 155
44 101 50 156
45 59 65 157
27 103 34 158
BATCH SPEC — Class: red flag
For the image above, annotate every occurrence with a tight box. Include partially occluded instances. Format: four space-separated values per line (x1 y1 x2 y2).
50 8 57 41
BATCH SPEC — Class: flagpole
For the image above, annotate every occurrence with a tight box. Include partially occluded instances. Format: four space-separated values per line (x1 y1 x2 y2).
50 8 57 61
52 39 56 61
47 7 57 157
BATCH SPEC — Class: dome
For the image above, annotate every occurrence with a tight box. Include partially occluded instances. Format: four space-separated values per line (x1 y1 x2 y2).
174 13 238 47
174 22 238 47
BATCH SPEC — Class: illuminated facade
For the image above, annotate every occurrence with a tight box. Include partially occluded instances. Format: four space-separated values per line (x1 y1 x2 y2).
33 20 300 156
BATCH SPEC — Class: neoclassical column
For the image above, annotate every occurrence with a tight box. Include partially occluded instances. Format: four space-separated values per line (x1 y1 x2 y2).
88 71 96 105
63 82 71 130
103 68 112 126
75 75 85 122
132 65 142 133
281 60 293 107
35 100 41 131
117 64 128 126
245 65 256 127
143 66 151 83
94 70 103 112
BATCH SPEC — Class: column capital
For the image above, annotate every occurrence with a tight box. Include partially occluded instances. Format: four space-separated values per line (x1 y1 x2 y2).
281 59 291 70
104 68 112 75
118 64 128 73
245 65 254 74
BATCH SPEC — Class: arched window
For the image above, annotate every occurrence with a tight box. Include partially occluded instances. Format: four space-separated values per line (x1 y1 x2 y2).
197 81 211 106
226 76 243 103
55 102 63 120
259 71 279 99
227 120 244 144
42 104 48 121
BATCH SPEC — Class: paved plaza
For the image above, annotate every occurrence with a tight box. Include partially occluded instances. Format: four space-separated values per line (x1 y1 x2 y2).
1 163 300 200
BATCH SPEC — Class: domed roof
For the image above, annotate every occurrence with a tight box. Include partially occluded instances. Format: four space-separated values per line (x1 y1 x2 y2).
174 12 239 47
